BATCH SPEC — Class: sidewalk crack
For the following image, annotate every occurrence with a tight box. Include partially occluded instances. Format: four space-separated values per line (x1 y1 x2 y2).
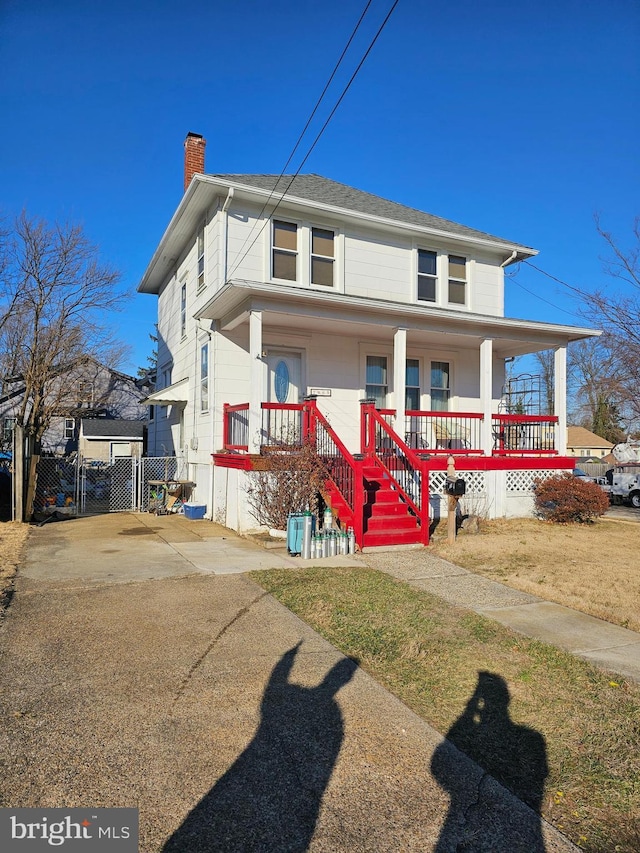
170 590 268 714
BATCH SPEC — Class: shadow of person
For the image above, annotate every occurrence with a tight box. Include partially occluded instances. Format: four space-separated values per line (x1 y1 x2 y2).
162 642 358 852
431 671 549 853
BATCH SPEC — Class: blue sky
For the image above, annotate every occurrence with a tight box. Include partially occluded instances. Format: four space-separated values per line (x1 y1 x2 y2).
1 0 638 375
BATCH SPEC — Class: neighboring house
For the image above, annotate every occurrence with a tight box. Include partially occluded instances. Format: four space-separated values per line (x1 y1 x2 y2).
0 359 149 456
138 132 600 545
566 426 614 461
79 418 145 463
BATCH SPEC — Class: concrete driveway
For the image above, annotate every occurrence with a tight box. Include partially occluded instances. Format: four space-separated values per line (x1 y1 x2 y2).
0 513 578 852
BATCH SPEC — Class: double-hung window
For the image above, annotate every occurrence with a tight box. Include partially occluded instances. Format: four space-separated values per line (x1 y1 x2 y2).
200 343 209 413
366 356 388 408
430 361 450 411
197 227 205 291
180 282 187 339
405 359 420 410
311 227 334 286
448 255 466 305
272 220 298 281
2 417 16 443
64 418 75 440
417 250 437 302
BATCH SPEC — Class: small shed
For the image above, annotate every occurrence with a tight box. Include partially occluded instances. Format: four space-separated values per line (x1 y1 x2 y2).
79 419 145 463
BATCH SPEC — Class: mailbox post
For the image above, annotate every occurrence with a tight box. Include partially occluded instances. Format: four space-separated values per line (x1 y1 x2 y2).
445 455 466 544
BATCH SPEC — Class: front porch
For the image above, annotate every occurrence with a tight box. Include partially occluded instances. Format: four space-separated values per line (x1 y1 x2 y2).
213 400 574 549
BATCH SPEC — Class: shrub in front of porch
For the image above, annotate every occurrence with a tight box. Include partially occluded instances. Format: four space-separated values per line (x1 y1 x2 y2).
245 442 326 531
533 473 610 523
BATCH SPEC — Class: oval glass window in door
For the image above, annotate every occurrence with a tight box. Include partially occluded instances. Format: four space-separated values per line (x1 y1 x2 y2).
274 360 290 403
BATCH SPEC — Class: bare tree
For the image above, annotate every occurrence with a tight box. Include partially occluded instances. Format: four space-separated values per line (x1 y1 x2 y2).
0 212 128 518
578 216 640 425
568 338 627 442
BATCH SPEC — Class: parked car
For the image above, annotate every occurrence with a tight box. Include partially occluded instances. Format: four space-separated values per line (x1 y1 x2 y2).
573 468 594 483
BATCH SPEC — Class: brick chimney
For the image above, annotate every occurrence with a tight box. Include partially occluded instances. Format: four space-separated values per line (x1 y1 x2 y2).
184 132 206 192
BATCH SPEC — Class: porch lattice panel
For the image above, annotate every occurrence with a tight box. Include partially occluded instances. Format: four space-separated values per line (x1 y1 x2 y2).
430 471 487 495
506 469 557 493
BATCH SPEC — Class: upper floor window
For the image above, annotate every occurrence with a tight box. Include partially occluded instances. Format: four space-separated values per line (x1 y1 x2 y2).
431 361 450 411
200 343 209 412
180 282 187 339
417 250 437 302
448 255 466 305
311 227 334 287
2 416 16 443
64 418 75 440
366 355 388 408
197 227 205 291
272 220 298 281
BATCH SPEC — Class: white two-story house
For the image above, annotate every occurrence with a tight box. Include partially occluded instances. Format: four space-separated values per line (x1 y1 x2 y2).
138 133 599 546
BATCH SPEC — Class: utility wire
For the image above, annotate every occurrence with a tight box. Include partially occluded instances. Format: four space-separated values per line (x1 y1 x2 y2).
508 273 584 321
226 0 400 280
233 0 374 244
523 259 582 295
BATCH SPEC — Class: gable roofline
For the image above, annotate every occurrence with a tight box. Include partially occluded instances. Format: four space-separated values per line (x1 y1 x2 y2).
138 173 537 295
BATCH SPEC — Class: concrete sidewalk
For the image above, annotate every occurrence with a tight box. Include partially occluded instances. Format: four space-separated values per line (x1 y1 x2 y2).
0 512 580 852
364 548 640 683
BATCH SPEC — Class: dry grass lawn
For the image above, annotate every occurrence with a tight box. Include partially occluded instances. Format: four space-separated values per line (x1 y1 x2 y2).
431 517 640 631
0 522 29 610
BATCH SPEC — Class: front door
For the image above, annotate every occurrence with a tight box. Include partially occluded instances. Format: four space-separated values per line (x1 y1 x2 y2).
266 351 303 404
265 351 303 445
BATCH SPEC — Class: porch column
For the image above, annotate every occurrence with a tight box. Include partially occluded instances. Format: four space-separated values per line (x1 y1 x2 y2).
480 338 494 455
554 345 567 455
249 310 263 454
393 327 407 433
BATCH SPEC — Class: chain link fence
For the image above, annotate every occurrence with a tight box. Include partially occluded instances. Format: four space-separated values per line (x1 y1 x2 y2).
33 455 184 516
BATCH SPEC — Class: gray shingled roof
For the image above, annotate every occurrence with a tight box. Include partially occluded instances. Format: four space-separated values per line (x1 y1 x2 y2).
81 419 145 439
211 173 532 250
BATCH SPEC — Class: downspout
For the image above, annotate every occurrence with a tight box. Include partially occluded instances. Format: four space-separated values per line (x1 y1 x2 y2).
222 187 235 283
500 250 518 268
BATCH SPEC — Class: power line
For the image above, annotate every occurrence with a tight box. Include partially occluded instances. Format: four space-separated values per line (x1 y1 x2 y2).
226 0 400 280
226 0 375 276
508 274 584 321
523 259 582 295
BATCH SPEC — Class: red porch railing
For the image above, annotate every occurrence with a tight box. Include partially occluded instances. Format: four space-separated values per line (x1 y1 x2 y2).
223 403 249 450
492 414 558 455
361 402 429 545
222 405 560 457
403 411 484 455
305 399 364 545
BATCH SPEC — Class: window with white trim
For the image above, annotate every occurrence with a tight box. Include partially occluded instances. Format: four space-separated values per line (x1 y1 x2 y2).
197 227 205 291
64 418 75 440
272 220 298 281
160 364 172 417
180 281 187 339
430 361 450 411
311 227 334 287
2 417 16 443
417 250 437 302
200 343 209 412
405 359 420 410
448 255 466 305
366 355 388 408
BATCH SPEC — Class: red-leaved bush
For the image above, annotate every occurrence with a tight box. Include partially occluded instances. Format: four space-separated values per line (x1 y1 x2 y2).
533 473 610 523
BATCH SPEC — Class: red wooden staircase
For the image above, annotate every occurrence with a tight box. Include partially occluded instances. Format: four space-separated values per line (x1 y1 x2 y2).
360 457 423 548
308 399 430 550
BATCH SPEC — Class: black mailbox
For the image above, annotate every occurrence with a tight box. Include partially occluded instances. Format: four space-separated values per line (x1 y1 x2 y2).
446 477 466 497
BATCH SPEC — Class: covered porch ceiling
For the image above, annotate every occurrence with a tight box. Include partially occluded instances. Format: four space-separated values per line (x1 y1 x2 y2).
196 279 600 359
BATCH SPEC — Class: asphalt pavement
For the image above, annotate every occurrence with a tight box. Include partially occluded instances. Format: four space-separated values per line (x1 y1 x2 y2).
0 511 585 852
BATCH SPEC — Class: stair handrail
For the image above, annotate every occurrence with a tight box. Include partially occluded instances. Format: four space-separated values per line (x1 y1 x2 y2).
304 398 364 543
361 402 429 543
